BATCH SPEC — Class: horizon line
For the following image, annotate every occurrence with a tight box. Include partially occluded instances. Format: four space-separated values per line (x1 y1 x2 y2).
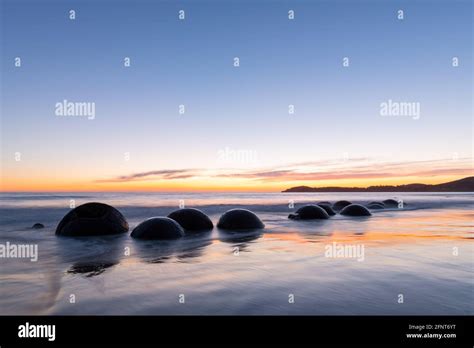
1 175 471 194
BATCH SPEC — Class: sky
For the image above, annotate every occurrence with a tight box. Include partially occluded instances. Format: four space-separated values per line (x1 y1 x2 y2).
1 0 472 192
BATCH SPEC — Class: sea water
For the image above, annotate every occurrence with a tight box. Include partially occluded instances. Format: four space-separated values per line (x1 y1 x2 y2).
0 192 472 315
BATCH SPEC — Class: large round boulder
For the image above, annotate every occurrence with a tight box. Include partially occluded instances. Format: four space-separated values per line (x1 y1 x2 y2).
332 200 352 211
383 199 399 207
289 204 330 220
131 217 184 240
56 202 129 236
340 204 372 217
168 208 213 232
217 209 264 230
317 203 336 216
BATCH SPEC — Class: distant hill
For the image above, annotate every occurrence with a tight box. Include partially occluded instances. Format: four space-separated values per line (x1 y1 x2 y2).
282 176 474 193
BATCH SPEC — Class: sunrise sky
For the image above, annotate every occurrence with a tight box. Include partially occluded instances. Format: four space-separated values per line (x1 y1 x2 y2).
1 0 472 192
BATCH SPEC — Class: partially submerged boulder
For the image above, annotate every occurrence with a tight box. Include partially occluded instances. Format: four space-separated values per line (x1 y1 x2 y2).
383 199 399 207
168 208 213 232
56 202 129 236
217 209 264 230
368 201 385 207
317 203 336 216
340 204 372 217
332 200 352 211
131 217 184 240
367 203 385 210
289 205 330 220
32 223 45 229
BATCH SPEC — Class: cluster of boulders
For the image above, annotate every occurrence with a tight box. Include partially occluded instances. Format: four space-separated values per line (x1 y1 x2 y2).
54 203 265 239
288 199 403 220
50 198 403 239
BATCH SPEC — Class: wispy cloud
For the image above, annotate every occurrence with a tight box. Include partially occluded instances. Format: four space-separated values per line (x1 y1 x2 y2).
95 157 473 185
215 158 473 182
96 169 199 183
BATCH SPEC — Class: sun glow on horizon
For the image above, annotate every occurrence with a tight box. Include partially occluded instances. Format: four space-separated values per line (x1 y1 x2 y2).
2 155 472 192
1 173 471 193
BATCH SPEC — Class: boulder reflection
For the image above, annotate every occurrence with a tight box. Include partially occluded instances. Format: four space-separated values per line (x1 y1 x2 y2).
134 232 212 264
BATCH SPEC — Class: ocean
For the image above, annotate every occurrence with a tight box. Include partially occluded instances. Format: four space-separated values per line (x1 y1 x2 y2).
0 192 472 315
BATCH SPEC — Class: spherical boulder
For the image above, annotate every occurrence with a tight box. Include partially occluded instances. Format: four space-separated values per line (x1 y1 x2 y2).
367 203 385 210
340 204 372 217
56 202 129 237
217 209 264 230
131 217 184 240
168 208 213 232
317 203 336 216
32 223 45 229
288 205 330 220
332 200 352 211
383 199 399 207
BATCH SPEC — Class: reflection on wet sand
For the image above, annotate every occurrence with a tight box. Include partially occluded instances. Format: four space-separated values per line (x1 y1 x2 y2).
56 234 126 278
133 233 213 264
176 239 213 262
264 211 471 247
217 229 262 252
67 262 118 277
296 230 333 242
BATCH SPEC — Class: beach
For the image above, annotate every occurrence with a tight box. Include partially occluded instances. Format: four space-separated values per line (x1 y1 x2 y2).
0 192 472 315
